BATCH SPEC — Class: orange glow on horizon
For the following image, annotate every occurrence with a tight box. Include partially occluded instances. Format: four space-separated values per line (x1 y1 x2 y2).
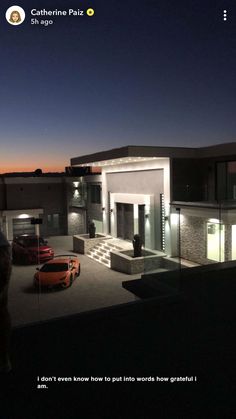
0 164 65 174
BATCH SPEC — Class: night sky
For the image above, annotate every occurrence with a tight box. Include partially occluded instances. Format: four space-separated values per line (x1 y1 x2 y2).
0 0 236 172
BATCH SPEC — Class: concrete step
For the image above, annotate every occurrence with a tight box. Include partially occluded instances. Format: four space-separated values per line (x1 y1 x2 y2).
101 258 110 265
86 241 112 268
102 245 112 251
86 239 126 269
87 254 110 268
96 250 104 257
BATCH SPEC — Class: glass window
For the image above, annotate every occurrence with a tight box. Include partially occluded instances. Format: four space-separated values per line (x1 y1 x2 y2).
231 225 236 260
207 222 224 262
90 185 101 204
40 263 68 272
216 161 236 200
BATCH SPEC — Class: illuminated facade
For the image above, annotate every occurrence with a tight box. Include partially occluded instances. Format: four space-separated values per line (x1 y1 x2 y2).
1 142 236 266
71 143 236 264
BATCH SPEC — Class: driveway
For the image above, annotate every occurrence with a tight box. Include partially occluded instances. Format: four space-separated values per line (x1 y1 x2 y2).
8 236 140 327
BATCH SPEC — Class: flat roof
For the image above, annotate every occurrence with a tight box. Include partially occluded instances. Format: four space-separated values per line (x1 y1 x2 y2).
71 142 236 166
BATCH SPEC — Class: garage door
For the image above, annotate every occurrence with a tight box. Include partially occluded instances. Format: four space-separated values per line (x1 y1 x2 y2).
13 218 35 237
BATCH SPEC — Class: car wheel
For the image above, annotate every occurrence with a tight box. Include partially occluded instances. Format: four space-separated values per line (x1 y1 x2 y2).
76 266 80 277
69 274 73 287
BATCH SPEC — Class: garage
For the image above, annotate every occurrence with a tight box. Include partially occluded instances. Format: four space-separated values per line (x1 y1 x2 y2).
13 218 35 237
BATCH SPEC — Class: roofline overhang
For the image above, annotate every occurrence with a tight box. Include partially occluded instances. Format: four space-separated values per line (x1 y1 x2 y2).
71 145 199 166
71 142 236 167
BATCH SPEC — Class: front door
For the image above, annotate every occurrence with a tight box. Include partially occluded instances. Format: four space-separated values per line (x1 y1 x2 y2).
116 203 134 241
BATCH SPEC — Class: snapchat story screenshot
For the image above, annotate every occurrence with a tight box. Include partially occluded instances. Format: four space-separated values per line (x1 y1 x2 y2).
0 1 236 172
1 0 236 412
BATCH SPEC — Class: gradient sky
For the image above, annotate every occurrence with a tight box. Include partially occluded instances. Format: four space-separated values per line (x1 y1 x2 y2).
0 0 236 172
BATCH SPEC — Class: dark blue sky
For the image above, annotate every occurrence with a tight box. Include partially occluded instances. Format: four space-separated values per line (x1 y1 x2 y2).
0 0 235 172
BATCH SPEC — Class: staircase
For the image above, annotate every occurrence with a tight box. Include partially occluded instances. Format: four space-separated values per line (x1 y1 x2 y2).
87 240 123 268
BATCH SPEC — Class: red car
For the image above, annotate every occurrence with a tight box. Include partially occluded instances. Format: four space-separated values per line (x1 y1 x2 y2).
34 255 80 289
12 235 54 264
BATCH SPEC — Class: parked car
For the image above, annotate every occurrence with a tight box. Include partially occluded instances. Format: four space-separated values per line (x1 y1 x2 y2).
12 235 54 264
34 255 80 289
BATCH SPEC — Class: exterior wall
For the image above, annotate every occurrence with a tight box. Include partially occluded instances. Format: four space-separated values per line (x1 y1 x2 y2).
66 175 102 235
178 208 236 264
0 179 5 209
107 171 162 249
5 178 65 212
180 215 209 264
0 174 102 239
84 175 102 233
0 177 68 238
68 209 86 236
100 159 170 251
66 177 87 236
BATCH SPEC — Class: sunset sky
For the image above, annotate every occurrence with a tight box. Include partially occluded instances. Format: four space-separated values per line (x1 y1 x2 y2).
0 0 236 173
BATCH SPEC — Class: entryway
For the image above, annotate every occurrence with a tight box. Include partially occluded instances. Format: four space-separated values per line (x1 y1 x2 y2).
116 203 134 241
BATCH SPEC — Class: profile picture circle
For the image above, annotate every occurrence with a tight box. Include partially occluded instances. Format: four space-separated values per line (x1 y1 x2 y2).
6 5 25 25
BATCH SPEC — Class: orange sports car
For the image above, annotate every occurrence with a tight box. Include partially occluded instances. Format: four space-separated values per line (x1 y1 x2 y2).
34 255 80 289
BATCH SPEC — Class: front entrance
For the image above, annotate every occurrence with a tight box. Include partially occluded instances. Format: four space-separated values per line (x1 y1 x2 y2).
116 203 145 243
117 203 134 241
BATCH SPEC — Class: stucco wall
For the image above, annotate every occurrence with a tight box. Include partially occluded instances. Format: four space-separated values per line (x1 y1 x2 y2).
106 169 164 249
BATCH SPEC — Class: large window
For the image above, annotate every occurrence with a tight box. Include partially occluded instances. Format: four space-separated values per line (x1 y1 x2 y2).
207 221 224 262
217 161 236 201
231 225 236 260
90 185 101 204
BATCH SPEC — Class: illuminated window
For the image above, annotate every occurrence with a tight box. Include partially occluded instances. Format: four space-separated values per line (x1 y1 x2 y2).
207 222 224 262
231 225 236 260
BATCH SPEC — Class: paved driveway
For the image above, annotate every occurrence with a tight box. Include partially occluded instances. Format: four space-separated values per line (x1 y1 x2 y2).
8 236 140 327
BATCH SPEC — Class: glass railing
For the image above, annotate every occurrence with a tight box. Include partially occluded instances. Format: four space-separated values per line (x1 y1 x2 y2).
142 201 236 276
7 200 236 328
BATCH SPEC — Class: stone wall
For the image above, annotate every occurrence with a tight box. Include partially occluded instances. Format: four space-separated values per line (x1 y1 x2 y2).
180 215 233 264
180 216 207 264
110 249 165 275
73 234 108 254
68 210 86 236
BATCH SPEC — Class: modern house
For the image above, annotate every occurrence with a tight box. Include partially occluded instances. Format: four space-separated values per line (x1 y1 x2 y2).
1 142 236 268
71 142 236 266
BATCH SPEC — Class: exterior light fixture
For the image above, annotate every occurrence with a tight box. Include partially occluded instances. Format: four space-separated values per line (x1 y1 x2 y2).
145 213 149 219
102 207 105 211
208 218 220 223
18 214 30 219
110 209 114 213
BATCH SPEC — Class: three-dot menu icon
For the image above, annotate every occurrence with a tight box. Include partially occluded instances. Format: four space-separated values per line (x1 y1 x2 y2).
223 10 227 21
